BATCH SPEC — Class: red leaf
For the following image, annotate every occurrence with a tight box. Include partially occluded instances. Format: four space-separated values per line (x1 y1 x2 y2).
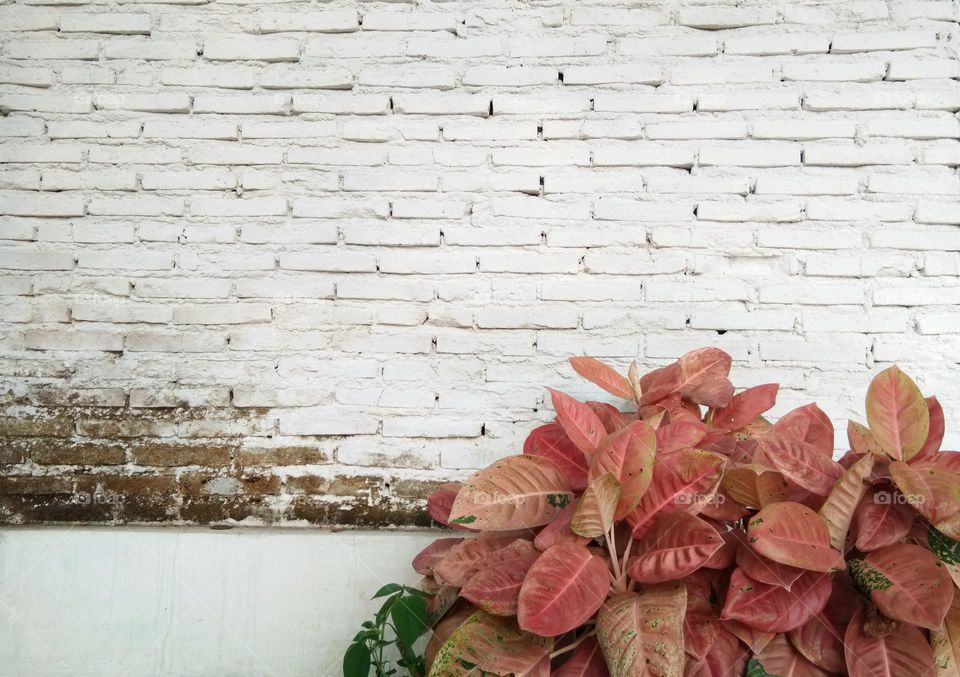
534 504 590 551
915 395 945 460
755 633 832 677
683 572 720 660
553 636 609 677
589 420 656 519
570 356 634 399
430 610 552 675
428 482 464 528
760 433 843 496
845 606 935 677
460 540 540 616
711 384 779 431
626 449 727 536
852 485 916 552
849 543 954 630
774 403 835 456
524 423 589 492
747 502 845 572
517 543 609 637
866 365 930 462
627 512 724 584
413 537 464 576
702 525 739 570
656 420 709 455
736 544 805 590
720 568 832 633
549 388 607 458
698 485 749 522
639 347 734 408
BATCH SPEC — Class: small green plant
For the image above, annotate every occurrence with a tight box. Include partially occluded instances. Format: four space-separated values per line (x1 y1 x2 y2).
343 584 429 677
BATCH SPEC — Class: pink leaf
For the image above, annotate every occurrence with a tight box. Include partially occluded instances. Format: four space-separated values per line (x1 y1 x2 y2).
915 395 945 459
589 420 657 519
517 543 609 637
866 365 930 462
460 540 540 616
428 482 464 528
819 451 875 550
711 383 779 431
639 348 734 408
524 423 589 492
683 572 720 660
760 433 843 496
849 543 954 631
597 584 687 676
626 449 727 536
774 403 835 456
413 537 464 576
549 388 607 458
720 568 832 633
852 485 916 552
434 534 530 587
747 502 845 572
736 543 805 590
534 504 590 551
627 512 724 584
754 633 832 677
570 356 634 400
656 420 709 455
553 636 609 677
845 606 935 677
449 454 573 530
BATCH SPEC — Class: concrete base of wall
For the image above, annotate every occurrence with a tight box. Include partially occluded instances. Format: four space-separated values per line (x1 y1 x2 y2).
0 527 438 676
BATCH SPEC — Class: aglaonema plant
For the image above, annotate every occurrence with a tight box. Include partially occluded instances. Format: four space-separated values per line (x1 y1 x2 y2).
380 348 960 676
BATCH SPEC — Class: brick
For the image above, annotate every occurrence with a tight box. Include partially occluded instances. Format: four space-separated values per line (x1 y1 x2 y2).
619 36 717 57
803 144 914 166
25 330 124 351
204 37 300 62
887 58 959 80
104 40 195 60
831 30 937 53
678 6 776 28
260 68 352 90
362 12 456 32
725 34 830 55
783 62 888 82
358 66 455 90
259 11 357 33
700 144 801 167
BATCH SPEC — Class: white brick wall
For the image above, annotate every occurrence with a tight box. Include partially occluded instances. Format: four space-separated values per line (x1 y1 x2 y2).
1 0 960 509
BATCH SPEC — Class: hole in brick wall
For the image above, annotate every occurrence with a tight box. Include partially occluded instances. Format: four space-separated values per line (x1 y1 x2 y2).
685 317 691 326
480 424 486 436
715 330 727 336
488 100 494 116
557 71 564 83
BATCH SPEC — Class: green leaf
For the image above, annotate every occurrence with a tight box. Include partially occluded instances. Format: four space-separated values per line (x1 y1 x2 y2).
930 525 960 565
403 586 431 598
343 642 371 677
745 657 776 677
849 558 893 594
372 583 404 599
390 595 429 649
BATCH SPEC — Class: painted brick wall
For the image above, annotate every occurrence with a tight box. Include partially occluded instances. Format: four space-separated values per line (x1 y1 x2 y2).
0 0 959 527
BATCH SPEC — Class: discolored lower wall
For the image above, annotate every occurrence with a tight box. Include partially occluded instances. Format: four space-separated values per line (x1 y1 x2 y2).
0 402 441 527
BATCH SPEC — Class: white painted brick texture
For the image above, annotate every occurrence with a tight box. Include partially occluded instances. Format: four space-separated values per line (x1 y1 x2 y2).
1 0 960 524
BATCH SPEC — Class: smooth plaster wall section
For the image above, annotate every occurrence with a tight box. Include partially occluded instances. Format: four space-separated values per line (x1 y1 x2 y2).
0 528 437 675
0 0 959 525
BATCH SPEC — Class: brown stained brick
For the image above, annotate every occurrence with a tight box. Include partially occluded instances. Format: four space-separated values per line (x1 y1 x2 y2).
236 445 331 467
0 495 114 523
0 445 25 465
389 478 446 501
179 472 280 496
286 474 381 497
0 416 73 437
30 388 126 408
181 496 275 524
77 474 177 496
117 497 178 523
288 497 432 528
0 476 73 495
131 444 233 467
77 419 176 438
31 442 126 465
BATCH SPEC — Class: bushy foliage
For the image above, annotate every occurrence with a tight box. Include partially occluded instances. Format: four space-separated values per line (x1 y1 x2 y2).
388 348 960 675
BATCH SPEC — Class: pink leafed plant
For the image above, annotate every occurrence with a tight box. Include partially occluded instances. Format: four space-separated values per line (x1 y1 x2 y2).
406 348 960 676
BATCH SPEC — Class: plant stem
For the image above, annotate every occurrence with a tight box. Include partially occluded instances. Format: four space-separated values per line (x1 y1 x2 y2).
549 630 597 658
606 527 621 582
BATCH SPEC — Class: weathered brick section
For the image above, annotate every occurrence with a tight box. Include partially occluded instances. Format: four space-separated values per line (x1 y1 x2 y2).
1 0 959 526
